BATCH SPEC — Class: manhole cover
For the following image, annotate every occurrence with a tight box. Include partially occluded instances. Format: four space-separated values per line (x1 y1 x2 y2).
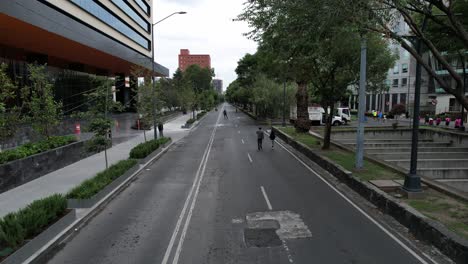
244 228 282 248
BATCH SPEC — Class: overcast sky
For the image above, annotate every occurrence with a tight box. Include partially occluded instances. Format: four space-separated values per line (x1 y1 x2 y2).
153 0 257 91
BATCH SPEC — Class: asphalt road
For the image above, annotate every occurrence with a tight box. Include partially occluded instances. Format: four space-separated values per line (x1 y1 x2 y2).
46 104 439 264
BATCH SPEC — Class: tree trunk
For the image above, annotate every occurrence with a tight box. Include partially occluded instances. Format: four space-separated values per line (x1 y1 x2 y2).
323 103 334 150
295 82 310 132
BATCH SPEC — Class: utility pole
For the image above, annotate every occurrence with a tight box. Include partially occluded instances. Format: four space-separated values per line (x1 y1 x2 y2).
355 35 367 169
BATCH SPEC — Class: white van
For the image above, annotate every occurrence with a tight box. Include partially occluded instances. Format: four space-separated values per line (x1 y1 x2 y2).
290 106 344 126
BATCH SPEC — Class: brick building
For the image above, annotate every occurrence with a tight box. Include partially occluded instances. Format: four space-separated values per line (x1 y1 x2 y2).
178 49 211 71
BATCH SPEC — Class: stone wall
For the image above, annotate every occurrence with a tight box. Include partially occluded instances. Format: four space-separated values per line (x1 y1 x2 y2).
0 140 92 193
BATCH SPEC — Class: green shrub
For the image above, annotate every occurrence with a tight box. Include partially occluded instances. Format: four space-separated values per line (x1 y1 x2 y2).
129 137 170 159
196 111 207 120
85 136 111 153
0 194 67 250
0 136 76 165
186 118 195 125
66 159 138 200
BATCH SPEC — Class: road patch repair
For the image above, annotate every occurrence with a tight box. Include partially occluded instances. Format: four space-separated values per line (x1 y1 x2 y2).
244 211 312 248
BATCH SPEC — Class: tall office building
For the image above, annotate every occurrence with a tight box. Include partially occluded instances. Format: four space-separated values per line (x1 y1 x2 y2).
178 49 211 71
212 79 223 94
0 0 168 110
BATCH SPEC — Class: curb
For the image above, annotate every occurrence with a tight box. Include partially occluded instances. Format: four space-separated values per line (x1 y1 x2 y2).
273 127 468 264
15 140 176 264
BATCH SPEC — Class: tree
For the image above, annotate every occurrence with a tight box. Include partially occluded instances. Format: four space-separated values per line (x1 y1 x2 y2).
239 0 395 148
82 77 123 153
239 0 351 132
0 63 24 150
24 64 62 139
347 0 468 113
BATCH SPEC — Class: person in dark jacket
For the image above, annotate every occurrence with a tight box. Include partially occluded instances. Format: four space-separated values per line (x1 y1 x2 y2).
256 127 264 151
158 123 164 137
269 128 276 149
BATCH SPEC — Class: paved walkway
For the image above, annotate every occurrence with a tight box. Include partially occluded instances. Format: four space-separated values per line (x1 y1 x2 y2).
0 114 194 217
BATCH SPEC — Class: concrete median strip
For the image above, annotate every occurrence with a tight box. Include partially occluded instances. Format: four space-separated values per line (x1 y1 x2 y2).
1 140 177 264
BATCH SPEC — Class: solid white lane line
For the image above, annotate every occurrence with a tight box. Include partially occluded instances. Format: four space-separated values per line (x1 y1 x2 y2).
171 112 221 264
260 186 273 211
161 110 222 264
275 140 430 264
247 153 253 163
242 139 245 144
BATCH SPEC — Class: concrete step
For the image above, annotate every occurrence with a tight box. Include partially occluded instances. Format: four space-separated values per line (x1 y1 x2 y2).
337 139 431 143
343 142 452 148
374 152 468 160
389 159 468 169
365 147 468 154
435 179 468 193
416 168 468 180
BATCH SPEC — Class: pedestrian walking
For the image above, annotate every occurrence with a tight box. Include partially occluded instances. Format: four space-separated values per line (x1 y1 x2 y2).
223 109 228 119
436 117 441 126
424 114 429 125
373 110 377 120
378 111 383 122
269 128 276 149
158 123 164 137
256 127 264 151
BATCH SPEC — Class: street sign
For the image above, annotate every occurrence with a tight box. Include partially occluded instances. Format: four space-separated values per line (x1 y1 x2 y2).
432 99 438 105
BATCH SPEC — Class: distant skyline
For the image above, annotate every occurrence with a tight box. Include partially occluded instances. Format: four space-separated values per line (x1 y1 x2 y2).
152 0 257 91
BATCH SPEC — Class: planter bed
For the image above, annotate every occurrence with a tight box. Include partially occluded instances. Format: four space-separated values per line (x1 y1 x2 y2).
68 138 172 209
0 210 76 264
273 127 468 264
0 139 92 194
0 194 74 264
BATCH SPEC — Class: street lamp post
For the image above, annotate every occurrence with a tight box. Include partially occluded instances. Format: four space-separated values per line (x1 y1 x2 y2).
403 11 431 195
151 11 186 139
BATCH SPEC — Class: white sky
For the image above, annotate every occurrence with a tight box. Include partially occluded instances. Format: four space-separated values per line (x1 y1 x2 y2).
152 0 257 91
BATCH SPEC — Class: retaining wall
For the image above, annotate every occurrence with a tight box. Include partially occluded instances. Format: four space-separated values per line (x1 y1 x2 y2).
0 140 91 193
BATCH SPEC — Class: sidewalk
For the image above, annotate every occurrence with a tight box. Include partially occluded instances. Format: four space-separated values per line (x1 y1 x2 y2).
0 114 193 218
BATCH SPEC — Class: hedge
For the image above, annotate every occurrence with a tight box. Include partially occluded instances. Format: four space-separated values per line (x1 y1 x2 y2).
0 136 77 165
66 159 138 200
129 137 170 160
196 111 207 120
0 194 67 251
186 118 196 125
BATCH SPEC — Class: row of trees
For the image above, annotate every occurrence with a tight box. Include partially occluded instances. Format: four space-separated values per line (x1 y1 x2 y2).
231 0 467 149
0 62 222 151
132 64 222 126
